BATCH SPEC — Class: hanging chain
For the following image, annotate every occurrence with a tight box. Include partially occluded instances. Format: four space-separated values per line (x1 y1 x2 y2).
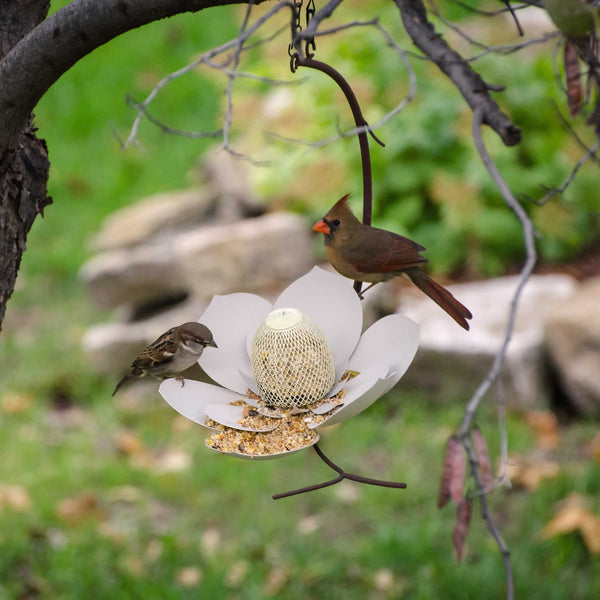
289 0 317 72
305 0 316 56
288 0 303 58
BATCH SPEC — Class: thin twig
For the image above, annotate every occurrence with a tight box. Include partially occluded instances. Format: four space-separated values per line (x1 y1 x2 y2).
292 0 345 53
446 0 540 17
459 107 537 437
122 1 294 149
531 138 600 205
456 106 537 600
465 31 560 62
266 19 416 150
393 0 521 146
272 444 407 499
463 437 514 600
221 1 253 152
125 95 223 139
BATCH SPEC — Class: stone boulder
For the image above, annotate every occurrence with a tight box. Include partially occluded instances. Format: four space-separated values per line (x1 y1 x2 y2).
81 211 314 310
92 152 263 252
394 274 578 408
545 277 600 415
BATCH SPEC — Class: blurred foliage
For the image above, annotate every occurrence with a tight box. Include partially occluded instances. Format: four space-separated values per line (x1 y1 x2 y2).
238 0 599 277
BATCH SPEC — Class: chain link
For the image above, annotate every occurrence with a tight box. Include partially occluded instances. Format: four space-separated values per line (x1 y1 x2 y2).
289 0 317 70
305 0 316 56
288 0 303 58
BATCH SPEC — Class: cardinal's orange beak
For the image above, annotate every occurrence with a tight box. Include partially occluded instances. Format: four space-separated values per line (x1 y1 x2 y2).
312 219 330 234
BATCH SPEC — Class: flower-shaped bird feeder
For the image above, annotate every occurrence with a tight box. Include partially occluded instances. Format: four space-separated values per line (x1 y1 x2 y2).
159 267 419 460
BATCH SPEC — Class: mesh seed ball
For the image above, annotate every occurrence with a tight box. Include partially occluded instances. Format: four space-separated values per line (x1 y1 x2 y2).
250 308 335 409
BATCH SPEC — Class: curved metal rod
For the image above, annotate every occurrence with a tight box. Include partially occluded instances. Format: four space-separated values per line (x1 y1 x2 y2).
291 54 384 295
272 444 407 500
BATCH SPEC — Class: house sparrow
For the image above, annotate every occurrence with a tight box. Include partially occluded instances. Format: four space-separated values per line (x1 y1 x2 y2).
112 322 217 396
313 194 472 330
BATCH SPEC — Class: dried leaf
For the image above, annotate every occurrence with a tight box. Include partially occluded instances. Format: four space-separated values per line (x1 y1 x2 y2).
0 484 31 512
200 527 222 558
453 498 472 562
130 446 191 473
586 430 600 463
263 565 290 597
472 428 493 492
224 560 249 588
1 392 33 414
439 436 465 508
115 431 146 457
565 39 582 117
540 493 600 554
506 455 560 490
525 411 560 450
57 493 104 525
176 567 202 587
373 568 394 592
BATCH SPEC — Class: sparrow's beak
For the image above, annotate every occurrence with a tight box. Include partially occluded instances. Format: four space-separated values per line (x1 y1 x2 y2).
208 339 218 348
312 219 330 234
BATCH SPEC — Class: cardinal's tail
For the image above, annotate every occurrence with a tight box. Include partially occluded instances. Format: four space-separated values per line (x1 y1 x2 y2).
406 268 472 331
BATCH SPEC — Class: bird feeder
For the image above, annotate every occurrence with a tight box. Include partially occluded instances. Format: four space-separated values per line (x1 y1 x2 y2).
250 307 335 409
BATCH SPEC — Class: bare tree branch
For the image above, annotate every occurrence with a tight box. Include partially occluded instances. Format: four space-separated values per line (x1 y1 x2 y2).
460 107 537 437
0 0 266 164
454 106 537 599
0 0 269 329
122 1 293 154
392 0 521 146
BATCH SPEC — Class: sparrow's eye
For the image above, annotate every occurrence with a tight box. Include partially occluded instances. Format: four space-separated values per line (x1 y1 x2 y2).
332 219 341 227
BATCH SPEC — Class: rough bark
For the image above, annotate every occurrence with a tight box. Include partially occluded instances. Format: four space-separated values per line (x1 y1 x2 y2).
0 0 51 330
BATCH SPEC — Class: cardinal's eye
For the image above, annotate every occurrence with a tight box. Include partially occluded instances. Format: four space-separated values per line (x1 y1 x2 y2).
332 219 341 227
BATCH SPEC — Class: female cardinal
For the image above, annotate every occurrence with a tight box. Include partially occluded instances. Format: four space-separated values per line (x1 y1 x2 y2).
313 195 472 330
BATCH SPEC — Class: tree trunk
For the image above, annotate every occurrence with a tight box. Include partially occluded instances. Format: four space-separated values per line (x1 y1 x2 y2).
0 0 252 330
0 0 51 330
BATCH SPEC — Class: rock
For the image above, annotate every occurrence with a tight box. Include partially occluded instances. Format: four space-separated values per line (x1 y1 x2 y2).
201 150 263 218
545 277 600 415
175 211 314 299
395 274 578 408
92 189 218 251
81 212 314 310
80 244 185 309
92 152 264 252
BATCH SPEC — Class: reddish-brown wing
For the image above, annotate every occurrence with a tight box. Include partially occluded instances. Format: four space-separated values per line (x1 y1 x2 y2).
347 226 428 274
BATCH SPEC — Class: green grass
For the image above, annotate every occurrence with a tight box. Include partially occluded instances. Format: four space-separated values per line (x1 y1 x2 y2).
1 2 600 598
0 389 599 599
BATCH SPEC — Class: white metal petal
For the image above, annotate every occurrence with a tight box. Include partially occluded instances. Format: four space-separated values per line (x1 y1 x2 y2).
273 267 362 375
314 364 386 426
347 314 419 387
205 433 319 460
204 404 278 432
198 293 272 393
159 378 242 428
310 400 343 415
238 370 259 397
316 371 395 427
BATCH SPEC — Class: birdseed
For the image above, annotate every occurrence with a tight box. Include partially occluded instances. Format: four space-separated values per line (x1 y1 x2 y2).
206 414 318 456
203 370 359 457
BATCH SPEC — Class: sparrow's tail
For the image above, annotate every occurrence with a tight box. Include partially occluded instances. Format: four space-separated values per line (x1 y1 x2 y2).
112 373 136 397
406 268 472 331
